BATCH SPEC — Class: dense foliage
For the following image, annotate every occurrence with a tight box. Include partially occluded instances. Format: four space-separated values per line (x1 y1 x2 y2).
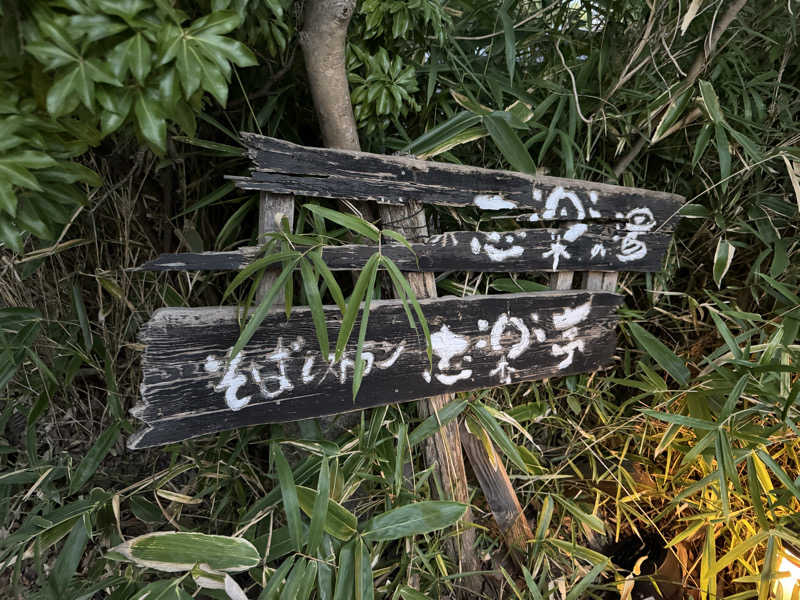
1 1 799 599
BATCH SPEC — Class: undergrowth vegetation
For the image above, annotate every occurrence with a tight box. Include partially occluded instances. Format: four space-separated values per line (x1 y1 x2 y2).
1 1 799 598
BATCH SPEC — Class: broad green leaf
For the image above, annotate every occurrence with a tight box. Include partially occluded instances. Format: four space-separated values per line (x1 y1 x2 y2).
712 238 735 288
354 537 373 600
361 501 466 541
129 34 153 83
333 538 356 600
134 92 167 153
296 486 357 541
25 42 76 70
640 409 716 431
0 163 41 191
715 123 730 184
699 80 723 123
484 113 536 174
272 442 303 552
111 532 260 572
194 33 257 67
176 39 202 98
46 65 81 117
188 11 242 36
628 322 689 386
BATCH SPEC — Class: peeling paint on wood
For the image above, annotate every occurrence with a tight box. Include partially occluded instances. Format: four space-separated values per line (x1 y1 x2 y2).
137 225 671 273
129 291 621 449
230 134 683 227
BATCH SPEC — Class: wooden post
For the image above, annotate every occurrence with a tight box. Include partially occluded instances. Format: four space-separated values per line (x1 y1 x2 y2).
256 192 294 302
376 202 484 588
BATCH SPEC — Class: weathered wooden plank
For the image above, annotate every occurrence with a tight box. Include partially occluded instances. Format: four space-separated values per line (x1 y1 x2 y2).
129 291 621 449
232 133 684 227
137 225 671 273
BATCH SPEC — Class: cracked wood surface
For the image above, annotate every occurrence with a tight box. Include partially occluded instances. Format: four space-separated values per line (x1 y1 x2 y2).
230 134 683 228
129 291 621 449
136 225 671 274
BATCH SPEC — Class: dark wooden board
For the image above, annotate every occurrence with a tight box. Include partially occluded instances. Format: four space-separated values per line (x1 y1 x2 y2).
232 133 683 228
137 225 671 273
129 291 621 449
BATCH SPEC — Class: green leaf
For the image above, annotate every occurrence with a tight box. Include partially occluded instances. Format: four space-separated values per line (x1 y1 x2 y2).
484 113 536 174
471 402 528 473
0 162 41 191
566 558 609 600
499 6 515 84
228 255 300 360
715 123 730 184
128 34 153 83
46 65 81 117
712 238 735 289
296 486 357 541
272 442 303 552
699 80 723 123
352 257 379 399
194 33 257 67
134 92 167 153
361 501 466 541
0 183 17 216
354 537 373 600
628 322 689 386
335 253 380 362
176 40 202 98
307 250 346 312
196 51 229 106
300 258 330 358
304 204 380 242
188 11 242 36
307 457 329 555
408 398 468 446
72 283 93 353
68 420 121 495
47 518 89 596
333 538 356 600
554 495 605 534
756 449 800 501
25 42 76 70
112 532 260 572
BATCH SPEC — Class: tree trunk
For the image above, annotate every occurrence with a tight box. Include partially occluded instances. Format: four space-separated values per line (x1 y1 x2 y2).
299 1 483 594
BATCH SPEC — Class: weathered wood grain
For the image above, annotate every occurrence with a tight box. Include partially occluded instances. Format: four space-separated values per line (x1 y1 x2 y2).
129 291 621 449
137 225 671 274
231 134 684 228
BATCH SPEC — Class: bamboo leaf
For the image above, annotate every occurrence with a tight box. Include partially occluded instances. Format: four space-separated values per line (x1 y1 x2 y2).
361 501 467 541
628 322 689 386
300 257 329 358
272 442 303 552
111 532 260 572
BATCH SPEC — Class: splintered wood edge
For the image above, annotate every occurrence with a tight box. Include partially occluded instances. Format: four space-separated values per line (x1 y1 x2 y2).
238 132 685 207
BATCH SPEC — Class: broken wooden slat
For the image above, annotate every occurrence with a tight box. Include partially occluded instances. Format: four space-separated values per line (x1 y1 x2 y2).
232 133 683 228
137 225 671 273
129 291 621 449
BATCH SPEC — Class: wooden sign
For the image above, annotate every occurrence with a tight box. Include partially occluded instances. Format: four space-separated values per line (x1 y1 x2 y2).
139 224 672 274
129 291 621 449
230 134 683 227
